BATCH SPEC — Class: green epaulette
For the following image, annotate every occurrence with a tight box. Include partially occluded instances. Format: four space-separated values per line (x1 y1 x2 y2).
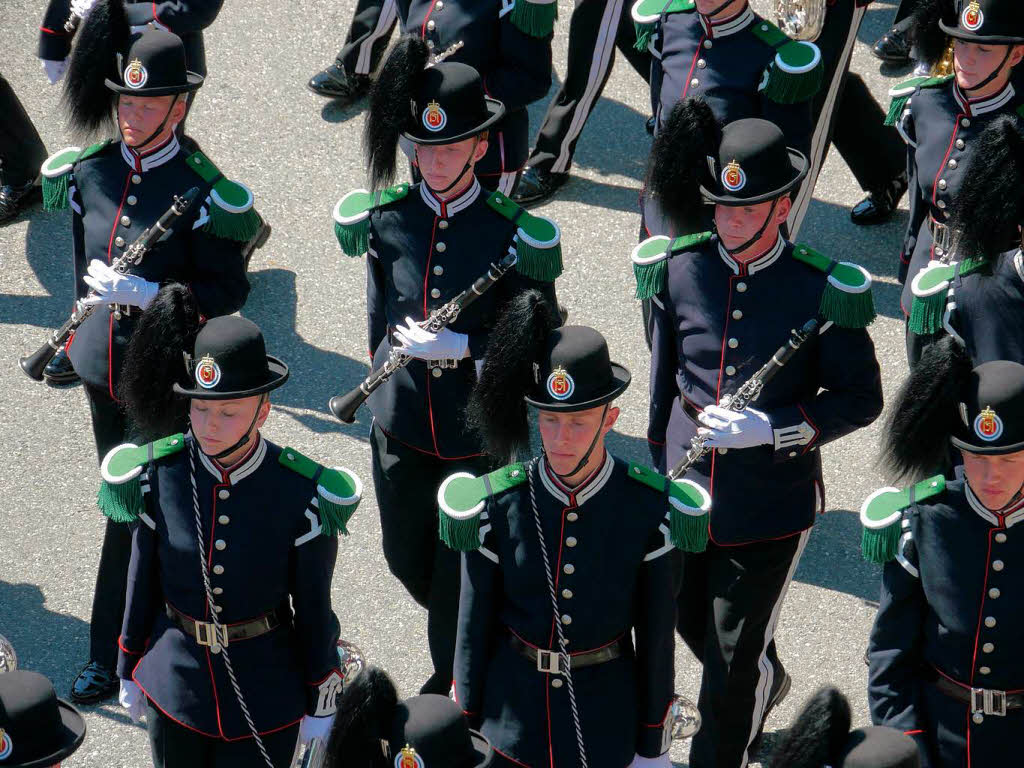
508 0 558 38
484 191 563 282
279 448 362 537
185 150 261 242
626 463 712 553
792 244 876 328
908 256 990 335
860 475 945 564
332 183 410 257
884 74 953 126
752 21 823 104
98 433 185 523
438 464 528 551
631 0 694 51
40 140 112 211
630 231 713 300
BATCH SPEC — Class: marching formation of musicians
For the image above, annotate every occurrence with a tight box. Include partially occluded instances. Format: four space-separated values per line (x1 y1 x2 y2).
3 0 1024 767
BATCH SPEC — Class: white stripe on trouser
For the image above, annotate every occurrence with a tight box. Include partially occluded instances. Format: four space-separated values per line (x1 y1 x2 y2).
551 0 625 173
741 528 811 768
788 4 867 236
496 171 518 195
354 0 398 75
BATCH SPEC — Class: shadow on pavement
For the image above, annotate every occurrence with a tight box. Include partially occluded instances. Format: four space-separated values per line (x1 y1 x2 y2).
794 508 881 603
0 208 73 328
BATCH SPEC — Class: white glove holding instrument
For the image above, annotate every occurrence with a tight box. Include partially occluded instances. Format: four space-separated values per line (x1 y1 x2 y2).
81 259 159 310
119 679 146 723
393 316 469 362
41 59 68 85
628 752 671 768
697 404 773 449
297 713 335 746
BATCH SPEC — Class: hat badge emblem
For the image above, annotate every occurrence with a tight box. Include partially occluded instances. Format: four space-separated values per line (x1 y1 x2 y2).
0 728 12 760
422 100 447 133
395 744 425 768
721 159 747 193
547 365 575 401
195 354 222 390
124 57 149 89
962 1 984 32
974 405 1004 442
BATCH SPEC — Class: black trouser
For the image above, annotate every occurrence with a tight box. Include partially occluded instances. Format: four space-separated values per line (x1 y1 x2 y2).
334 0 398 77
147 702 300 768
677 530 810 768
833 73 906 194
0 72 47 187
527 0 650 175
84 383 132 669
370 424 491 695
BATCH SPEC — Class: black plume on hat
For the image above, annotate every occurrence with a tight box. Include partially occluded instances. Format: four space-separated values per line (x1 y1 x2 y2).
951 114 1024 260
364 35 431 191
324 666 399 768
767 687 852 768
910 0 957 69
647 98 720 234
63 0 130 133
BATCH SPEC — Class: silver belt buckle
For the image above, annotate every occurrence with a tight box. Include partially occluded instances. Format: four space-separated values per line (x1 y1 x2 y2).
931 221 952 250
971 687 1007 716
194 620 230 649
111 303 131 320
427 358 460 370
536 649 564 674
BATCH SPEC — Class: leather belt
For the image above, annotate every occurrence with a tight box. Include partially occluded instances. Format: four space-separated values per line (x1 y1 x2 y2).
166 603 279 648
929 671 1024 717
506 632 629 674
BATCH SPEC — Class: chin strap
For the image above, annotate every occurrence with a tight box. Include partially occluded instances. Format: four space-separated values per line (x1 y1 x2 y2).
124 95 180 153
962 47 1013 94
720 198 779 256
700 0 740 24
421 136 480 196
207 394 266 462
544 404 609 481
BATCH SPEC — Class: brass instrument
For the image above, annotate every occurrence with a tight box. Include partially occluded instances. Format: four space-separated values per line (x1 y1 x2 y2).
775 0 827 41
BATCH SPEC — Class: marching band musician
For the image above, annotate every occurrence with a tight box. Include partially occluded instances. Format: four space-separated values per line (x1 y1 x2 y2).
331 38 561 696
636 116 883 767
40 20 258 704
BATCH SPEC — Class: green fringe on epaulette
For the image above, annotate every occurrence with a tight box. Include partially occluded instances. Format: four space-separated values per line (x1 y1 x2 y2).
670 507 708 553
634 21 655 51
509 0 557 38
516 240 563 282
861 524 900 565
318 495 356 537
97 478 142 523
908 290 947 335
819 283 876 329
439 512 481 552
335 219 370 258
42 174 70 212
885 94 912 127
634 258 667 300
204 205 262 242
761 60 824 104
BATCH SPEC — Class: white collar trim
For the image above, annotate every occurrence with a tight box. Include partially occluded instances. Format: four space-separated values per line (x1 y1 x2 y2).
954 82 1015 116
120 135 180 173
717 234 785 276
700 6 755 37
538 452 614 507
418 176 481 217
198 434 268 485
965 482 1024 528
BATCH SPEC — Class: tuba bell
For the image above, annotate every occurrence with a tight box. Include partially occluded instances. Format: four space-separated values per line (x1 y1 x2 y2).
0 635 17 673
775 0 827 41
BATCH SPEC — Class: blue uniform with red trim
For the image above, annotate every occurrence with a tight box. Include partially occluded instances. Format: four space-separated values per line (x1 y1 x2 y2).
453 455 680 767
867 476 1024 768
116 435 345 740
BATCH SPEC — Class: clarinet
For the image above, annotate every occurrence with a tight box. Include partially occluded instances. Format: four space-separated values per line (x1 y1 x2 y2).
667 319 819 481
329 249 519 423
19 186 200 381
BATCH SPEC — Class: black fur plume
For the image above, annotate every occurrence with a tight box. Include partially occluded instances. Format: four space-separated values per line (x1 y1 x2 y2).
63 0 129 134
910 0 955 69
767 687 852 768
882 335 971 482
324 666 398 768
466 290 557 464
119 283 199 440
951 114 1024 260
647 98 719 234
364 35 429 191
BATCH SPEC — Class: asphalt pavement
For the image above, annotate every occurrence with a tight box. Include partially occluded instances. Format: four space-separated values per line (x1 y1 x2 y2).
0 1 915 764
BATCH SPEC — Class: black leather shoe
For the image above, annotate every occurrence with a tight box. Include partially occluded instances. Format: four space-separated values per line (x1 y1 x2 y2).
70 660 118 704
645 116 656 136
43 345 80 385
872 28 911 65
511 166 569 207
308 64 371 105
750 665 792 754
850 171 909 225
0 181 40 224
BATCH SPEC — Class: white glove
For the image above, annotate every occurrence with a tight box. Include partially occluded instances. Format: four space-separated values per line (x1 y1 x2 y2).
81 259 159 310
628 753 671 768
119 679 146 723
70 0 99 21
40 59 68 85
697 404 773 449
298 714 336 746
393 317 469 361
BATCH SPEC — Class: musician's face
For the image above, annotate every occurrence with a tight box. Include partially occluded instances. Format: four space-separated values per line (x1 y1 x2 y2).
695 0 746 18
961 448 1024 511
117 94 186 148
714 197 790 253
190 395 270 464
953 42 1024 91
414 136 488 196
538 405 619 481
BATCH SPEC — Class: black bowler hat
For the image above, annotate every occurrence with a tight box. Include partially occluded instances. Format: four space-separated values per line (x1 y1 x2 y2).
386 695 492 768
105 25 204 96
173 316 289 400
951 360 1024 454
524 326 631 412
403 62 506 145
939 0 1024 44
0 670 86 768
834 727 920 768
700 118 808 205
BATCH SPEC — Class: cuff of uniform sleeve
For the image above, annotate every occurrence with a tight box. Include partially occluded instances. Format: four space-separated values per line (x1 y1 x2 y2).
38 32 70 61
306 669 344 717
765 404 819 462
123 4 158 26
